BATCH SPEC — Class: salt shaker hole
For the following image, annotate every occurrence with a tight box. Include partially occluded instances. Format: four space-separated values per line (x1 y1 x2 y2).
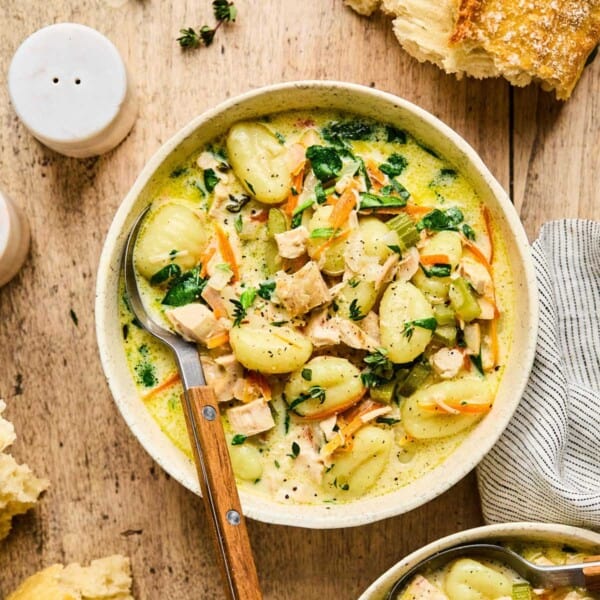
75 78 81 85
52 77 59 84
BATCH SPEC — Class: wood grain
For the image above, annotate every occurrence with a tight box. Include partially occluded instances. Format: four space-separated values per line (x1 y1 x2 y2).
0 0 597 598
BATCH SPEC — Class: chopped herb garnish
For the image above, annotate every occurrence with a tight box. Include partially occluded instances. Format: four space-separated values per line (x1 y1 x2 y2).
231 434 247 445
309 227 335 239
379 153 408 177
462 223 476 241
301 368 312 381
361 348 395 388
284 410 290 434
270 320 288 327
348 277 360 288
348 299 365 321
274 132 286 144
288 386 326 410
305 145 343 182
150 263 182 286
257 280 276 300
234 213 243 233
226 193 251 213
69 308 78 326
230 288 257 326
387 244 402 255
417 207 464 232
203 168 219 192
402 318 437 341
135 361 157 388
376 416 401 426
274 459 280 468
244 179 256 195
430 168 457 188
162 266 207 306
420 263 452 278
170 166 188 178
177 1 237 49
122 324 129 340
287 441 300 459
291 199 314 228
470 353 484 375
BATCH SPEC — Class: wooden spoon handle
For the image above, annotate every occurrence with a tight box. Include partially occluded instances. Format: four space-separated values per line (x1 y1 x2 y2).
183 385 262 600
584 556 600 592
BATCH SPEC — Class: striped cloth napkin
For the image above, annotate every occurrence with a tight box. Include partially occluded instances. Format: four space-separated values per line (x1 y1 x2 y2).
477 220 600 529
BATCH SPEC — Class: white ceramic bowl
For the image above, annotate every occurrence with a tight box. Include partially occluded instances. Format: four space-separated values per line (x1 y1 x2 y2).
359 522 600 599
95 81 538 529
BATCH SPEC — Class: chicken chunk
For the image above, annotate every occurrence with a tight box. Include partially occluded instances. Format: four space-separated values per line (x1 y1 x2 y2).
274 226 309 259
431 347 464 379
329 317 379 351
275 261 332 317
463 322 481 355
460 257 494 297
201 354 244 403
374 253 400 291
165 303 226 344
304 310 341 347
399 575 449 600
359 311 381 346
227 399 275 437
396 246 420 281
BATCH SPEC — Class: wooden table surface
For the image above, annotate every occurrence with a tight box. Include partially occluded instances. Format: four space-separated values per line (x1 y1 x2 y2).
1 1 599 598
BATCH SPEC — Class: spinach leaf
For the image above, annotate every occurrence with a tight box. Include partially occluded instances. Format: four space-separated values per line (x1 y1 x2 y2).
203 168 219 192
150 264 182 286
380 178 411 201
379 153 408 177
359 192 408 209
420 263 452 278
305 145 343 182
257 280 276 300
386 126 407 144
161 267 207 306
417 207 464 232
322 120 374 142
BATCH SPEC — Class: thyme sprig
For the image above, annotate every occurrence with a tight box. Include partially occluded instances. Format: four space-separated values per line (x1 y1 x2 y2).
177 1 237 49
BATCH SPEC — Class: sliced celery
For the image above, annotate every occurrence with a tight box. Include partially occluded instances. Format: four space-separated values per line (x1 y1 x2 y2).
398 361 432 397
370 382 396 404
449 277 481 322
267 208 288 238
386 214 420 250
433 325 457 346
511 583 532 600
433 304 456 326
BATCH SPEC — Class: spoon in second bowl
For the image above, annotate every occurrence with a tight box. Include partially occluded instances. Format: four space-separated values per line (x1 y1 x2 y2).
123 206 262 600
387 543 600 599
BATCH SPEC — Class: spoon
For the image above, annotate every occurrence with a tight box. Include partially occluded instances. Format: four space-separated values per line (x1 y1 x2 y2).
122 207 262 600
387 543 600 599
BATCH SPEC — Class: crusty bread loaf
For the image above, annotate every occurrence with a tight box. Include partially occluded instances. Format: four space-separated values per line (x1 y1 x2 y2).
6 555 134 600
344 0 600 99
0 400 48 541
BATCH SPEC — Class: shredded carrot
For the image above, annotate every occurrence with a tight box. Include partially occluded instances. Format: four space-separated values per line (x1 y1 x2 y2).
283 170 305 216
142 372 181 400
420 254 451 265
205 330 230 349
215 223 240 282
419 398 492 415
464 240 493 277
312 228 351 260
366 160 385 190
199 245 216 278
358 207 407 215
320 399 387 455
250 210 269 223
483 206 494 263
404 204 434 217
489 317 499 367
298 391 366 423
328 187 357 230
247 371 272 402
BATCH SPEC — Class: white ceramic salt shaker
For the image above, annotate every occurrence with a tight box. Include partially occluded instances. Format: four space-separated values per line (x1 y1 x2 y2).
0 192 30 287
8 23 137 158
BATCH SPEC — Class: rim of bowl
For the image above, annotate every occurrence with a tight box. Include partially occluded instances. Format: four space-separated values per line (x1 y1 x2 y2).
95 80 539 529
358 521 600 600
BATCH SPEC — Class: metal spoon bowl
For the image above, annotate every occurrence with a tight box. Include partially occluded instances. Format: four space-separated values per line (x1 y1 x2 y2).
123 206 262 600
387 543 600 599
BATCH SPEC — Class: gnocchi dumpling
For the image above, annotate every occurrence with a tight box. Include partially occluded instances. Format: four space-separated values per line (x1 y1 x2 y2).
135 202 209 279
420 231 463 268
444 559 512 600
359 217 399 263
401 379 492 439
379 281 435 363
229 323 313 374
322 425 392 497
334 277 377 320
284 356 364 418
226 122 293 204
229 443 263 482
306 205 348 275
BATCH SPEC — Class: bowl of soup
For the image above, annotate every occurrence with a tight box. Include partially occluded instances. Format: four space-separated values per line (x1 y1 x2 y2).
95 81 538 528
359 522 600 600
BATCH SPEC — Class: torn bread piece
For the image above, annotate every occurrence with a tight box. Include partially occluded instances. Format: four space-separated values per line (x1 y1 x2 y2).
0 400 48 542
345 0 600 99
6 554 134 600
